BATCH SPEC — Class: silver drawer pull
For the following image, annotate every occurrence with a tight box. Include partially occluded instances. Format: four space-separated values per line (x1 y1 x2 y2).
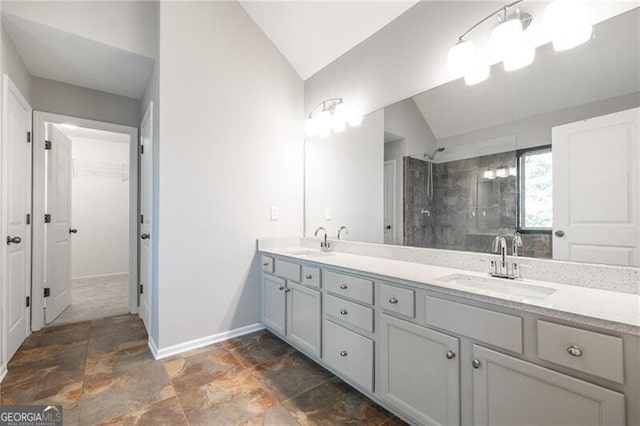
263 263 269 267
446 350 456 360
389 297 398 304
472 359 481 369
340 350 348 357
305 275 313 279
278 286 284 291
567 345 583 357
340 284 348 290
340 309 348 315
284 288 291 293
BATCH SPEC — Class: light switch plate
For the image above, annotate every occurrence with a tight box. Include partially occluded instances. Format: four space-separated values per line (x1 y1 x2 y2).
271 206 279 221
325 207 332 220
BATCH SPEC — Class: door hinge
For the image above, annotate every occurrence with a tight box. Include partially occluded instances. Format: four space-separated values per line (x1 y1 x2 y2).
43 288 50 298
45 140 52 150
44 214 51 223
26 213 31 225
140 214 144 224
27 131 31 143
139 284 143 294
140 144 144 154
26 296 30 307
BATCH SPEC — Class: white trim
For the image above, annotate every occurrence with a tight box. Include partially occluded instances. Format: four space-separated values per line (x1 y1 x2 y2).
72 272 129 280
0 364 7 383
150 322 266 360
383 159 397 244
32 112 138 330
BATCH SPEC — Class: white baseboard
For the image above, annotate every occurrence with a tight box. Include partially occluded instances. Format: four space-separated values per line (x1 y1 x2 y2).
72 272 129 280
150 322 265 360
0 364 7 383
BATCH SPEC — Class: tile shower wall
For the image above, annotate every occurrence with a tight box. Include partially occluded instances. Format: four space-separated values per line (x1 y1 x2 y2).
403 152 552 258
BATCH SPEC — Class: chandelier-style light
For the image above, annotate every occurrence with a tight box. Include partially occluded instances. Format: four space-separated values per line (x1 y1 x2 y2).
447 0 593 86
305 98 363 138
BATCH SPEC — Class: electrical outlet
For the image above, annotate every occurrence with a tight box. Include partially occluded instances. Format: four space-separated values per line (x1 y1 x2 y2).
325 207 332 220
271 206 279 221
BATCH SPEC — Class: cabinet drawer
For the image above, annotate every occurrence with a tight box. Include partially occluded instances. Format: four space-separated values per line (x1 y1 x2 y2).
325 294 374 333
425 296 523 354
274 259 301 282
324 270 373 305
324 320 374 392
261 255 274 273
537 321 624 384
379 283 415 318
302 265 321 288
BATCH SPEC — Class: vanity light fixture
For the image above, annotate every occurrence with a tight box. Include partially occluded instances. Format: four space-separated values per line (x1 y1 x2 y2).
447 0 592 85
305 98 363 137
483 168 496 180
495 165 509 178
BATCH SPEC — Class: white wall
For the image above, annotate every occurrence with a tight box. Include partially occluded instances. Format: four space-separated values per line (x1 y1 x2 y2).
1 26 31 102
157 2 304 349
306 109 385 243
70 136 129 279
31 77 140 127
304 1 639 118
1 1 156 58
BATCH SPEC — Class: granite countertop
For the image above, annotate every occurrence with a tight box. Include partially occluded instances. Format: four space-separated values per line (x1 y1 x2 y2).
260 246 640 336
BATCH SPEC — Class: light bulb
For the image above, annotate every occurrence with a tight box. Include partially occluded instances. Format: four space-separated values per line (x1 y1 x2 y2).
447 40 476 76
464 59 490 85
544 0 593 51
317 110 332 137
304 117 319 137
333 102 348 122
490 19 523 63
332 116 347 133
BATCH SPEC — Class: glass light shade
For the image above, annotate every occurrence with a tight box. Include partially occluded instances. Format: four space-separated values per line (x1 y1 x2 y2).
464 60 490 85
332 116 347 133
509 166 517 176
544 0 593 51
496 166 509 178
347 104 364 127
490 19 523 63
448 40 476 76
503 45 535 71
484 169 496 179
333 102 348 122
317 110 332 137
304 117 319 137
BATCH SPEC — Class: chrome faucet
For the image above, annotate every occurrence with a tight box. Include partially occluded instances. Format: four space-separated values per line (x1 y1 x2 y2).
490 235 521 279
338 226 349 240
314 227 331 252
512 232 523 256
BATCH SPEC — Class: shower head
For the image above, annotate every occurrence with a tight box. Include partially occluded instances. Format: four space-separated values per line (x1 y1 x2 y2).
424 146 445 160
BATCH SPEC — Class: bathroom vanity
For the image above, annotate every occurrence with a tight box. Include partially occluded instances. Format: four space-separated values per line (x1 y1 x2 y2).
258 238 639 426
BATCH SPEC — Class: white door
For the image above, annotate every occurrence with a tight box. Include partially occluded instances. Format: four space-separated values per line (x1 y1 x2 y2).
45 124 72 323
139 102 153 332
383 160 396 244
553 108 640 266
2 76 32 360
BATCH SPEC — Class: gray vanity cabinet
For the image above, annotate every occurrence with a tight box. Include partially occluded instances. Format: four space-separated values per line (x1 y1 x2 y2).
379 314 460 426
262 274 286 335
286 281 322 357
471 345 626 426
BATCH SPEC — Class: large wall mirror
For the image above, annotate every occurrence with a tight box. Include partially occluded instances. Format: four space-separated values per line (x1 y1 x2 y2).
305 7 640 267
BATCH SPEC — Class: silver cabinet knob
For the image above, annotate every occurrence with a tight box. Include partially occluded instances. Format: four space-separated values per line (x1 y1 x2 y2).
305 275 313 280
278 286 284 291
567 345 583 357
6 236 21 245
446 350 456 360
340 350 348 357
263 263 269 267
555 230 565 238
340 284 348 290
284 288 291 293
141 233 150 240
389 297 398 304
472 359 481 369
339 309 348 315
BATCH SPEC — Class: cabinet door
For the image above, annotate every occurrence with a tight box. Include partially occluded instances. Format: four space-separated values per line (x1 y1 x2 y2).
286 281 321 356
472 345 625 426
262 274 286 335
380 314 460 426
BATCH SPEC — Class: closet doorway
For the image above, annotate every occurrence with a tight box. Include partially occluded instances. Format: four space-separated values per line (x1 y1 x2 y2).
32 112 139 329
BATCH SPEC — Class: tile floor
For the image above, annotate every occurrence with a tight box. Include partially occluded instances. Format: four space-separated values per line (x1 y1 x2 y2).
51 275 130 326
1 315 407 425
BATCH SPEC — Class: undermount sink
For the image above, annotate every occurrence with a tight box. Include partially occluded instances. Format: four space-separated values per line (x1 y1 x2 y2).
286 250 335 258
435 273 557 301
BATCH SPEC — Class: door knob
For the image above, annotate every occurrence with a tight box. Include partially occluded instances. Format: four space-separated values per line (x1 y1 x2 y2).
69 228 78 234
555 230 565 237
385 225 391 230
141 233 150 240
6 236 21 245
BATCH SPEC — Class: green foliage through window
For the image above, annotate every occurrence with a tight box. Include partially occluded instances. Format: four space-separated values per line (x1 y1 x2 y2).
519 148 552 229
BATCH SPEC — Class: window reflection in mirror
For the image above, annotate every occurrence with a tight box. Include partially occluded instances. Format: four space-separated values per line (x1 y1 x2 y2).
518 147 552 231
